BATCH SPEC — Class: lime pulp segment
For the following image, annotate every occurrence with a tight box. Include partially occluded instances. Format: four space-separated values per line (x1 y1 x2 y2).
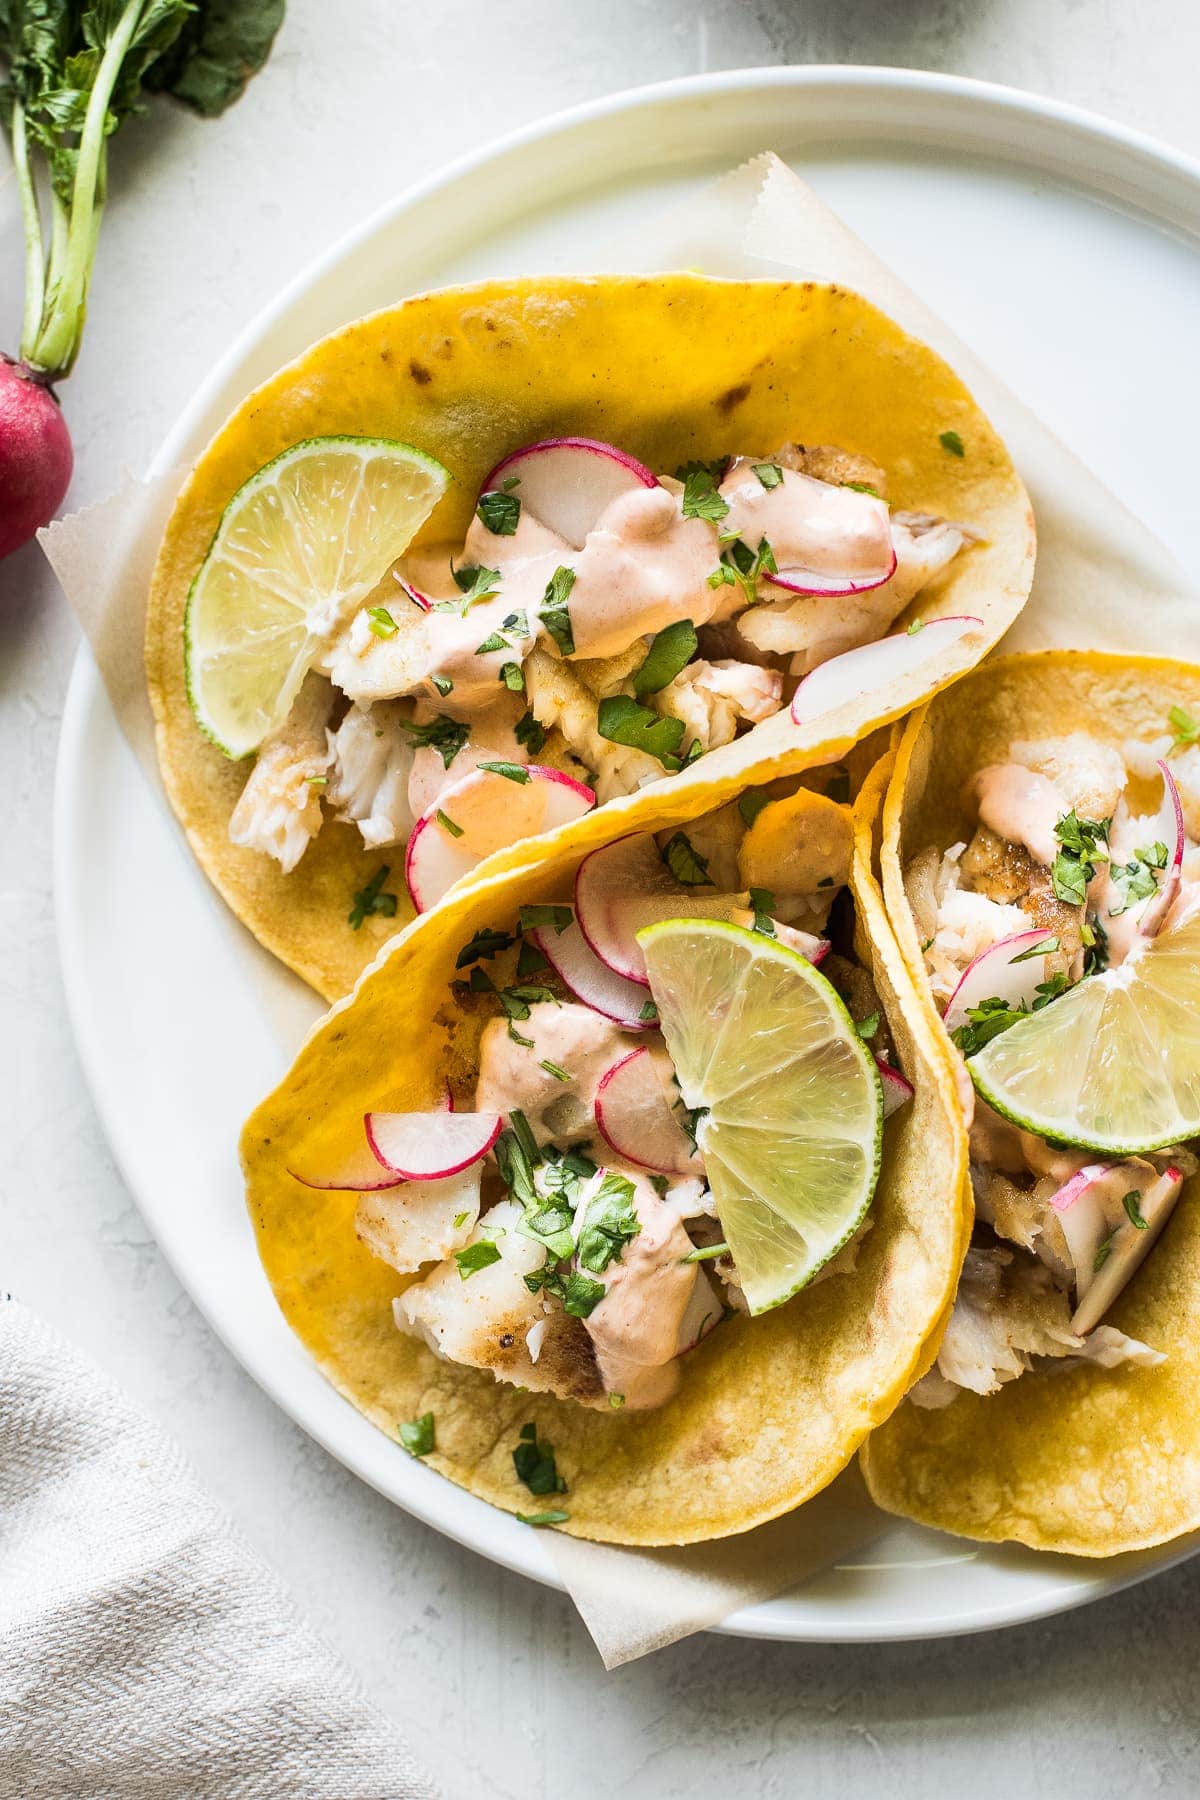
638 918 883 1313
184 436 450 757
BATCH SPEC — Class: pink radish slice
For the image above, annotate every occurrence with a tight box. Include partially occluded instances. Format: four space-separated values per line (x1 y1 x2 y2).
574 833 742 984
1049 1162 1117 1300
791 615 983 727
533 917 657 1031
877 1059 914 1118
1070 1166 1184 1335
405 764 595 911
366 1109 502 1180
481 437 659 550
393 573 432 612
768 542 897 598
942 929 1058 1035
594 1047 702 1176
289 1086 453 1189
677 1267 722 1354
1140 759 1186 939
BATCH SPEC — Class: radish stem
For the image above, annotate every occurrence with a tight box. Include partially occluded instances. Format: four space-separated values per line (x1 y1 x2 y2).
12 101 45 356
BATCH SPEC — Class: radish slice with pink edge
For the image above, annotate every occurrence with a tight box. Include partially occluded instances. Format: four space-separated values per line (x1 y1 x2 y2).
594 1046 702 1176
677 1267 723 1354
533 916 658 1031
405 764 595 912
942 928 1059 1035
768 543 897 598
1140 759 1186 939
574 833 745 985
876 1059 914 1118
480 436 659 550
366 1108 502 1180
1071 1165 1185 1335
289 1085 453 1190
791 615 983 727
393 573 432 612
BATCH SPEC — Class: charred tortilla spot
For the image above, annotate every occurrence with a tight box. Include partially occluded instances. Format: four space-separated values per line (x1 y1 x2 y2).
409 359 433 385
716 381 751 414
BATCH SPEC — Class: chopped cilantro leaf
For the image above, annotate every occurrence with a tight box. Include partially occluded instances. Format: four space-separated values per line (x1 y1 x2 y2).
560 1271 606 1317
634 619 698 697
454 1240 501 1279
738 790 771 829
683 1242 729 1263
475 631 510 654
397 714 469 769
1051 811 1110 905
597 695 685 768
1093 1230 1117 1272
856 1011 880 1041
519 904 573 934
1124 1190 1149 1229
452 1211 469 1230
1108 853 1161 916
455 927 515 969
540 1060 570 1081
515 710 547 755
576 1170 641 1274
939 430 965 457
681 466 731 525
844 480 881 497
348 866 398 930
499 661 525 692
609 1393 625 1408
439 565 501 613
539 566 577 656
675 458 728 484
367 605 399 639
661 831 712 886
435 809 463 839
752 462 784 490
515 1510 570 1527
399 1412 435 1456
512 1422 567 1496
431 674 454 697
1169 704 1200 747
478 760 531 784
711 535 777 605
748 886 775 935
516 939 549 978
1010 936 1059 964
638 1000 659 1023
476 489 522 536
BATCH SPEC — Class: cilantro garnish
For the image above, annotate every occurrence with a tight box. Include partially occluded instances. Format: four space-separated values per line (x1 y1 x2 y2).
844 480 881 497
1124 1190 1149 1230
367 605 399 639
638 1000 659 1023
399 1412 435 1457
1169 704 1200 747
1108 845 1165 916
519 904 573 934
454 1240 501 1279
437 564 501 614
748 886 775 935
753 462 784 490
475 631 510 654
661 831 712 887
499 661 525 692
478 760 530 784
1093 1230 1117 1272
431 674 454 697
939 430 966 457
397 714 469 769
476 489 522 536
1051 811 1110 905
515 710 547 755
348 866 398 930
634 619 698 697
950 975 1071 1057
738 790 771 829
517 939 549 978
455 927 515 969
1009 936 1059 964
683 1242 729 1263
675 458 728 484
512 1423 567 1496
435 809 463 839
540 1060 570 1081
539 566 577 656
576 1170 641 1274
596 694 686 768
681 466 731 526
707 535 777 604
516 1509 570 1527
856 1011 880 1041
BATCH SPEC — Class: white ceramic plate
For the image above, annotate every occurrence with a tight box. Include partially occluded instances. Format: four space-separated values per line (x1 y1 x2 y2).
56 68 1200 1642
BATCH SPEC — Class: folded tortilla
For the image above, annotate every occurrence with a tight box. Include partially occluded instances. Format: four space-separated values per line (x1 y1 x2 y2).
240 761 970 1546
862 650 1200 1555
148 274 1034 999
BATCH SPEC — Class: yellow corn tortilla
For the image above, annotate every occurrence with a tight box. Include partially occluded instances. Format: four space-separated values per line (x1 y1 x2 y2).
862 650 1200 1555
240 765 970 1546
148 274 1034 1000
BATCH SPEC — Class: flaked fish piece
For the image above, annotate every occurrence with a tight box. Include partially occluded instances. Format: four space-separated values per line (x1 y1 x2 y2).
320 592 430 705
655 799 744 892
474 1001 632 1146
356 1163 481 1273
525 648 659 801
1009 734 1126 825
653 659 782 754
959 826 1083 977
326 699 416 850
228 673 333 872
773 441 888 495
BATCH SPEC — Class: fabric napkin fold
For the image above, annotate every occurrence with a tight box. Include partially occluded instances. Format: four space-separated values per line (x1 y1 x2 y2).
0 1298 440 1800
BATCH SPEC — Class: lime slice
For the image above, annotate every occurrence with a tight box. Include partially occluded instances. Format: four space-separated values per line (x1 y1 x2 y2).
638 918 883 1313
968 907 1200 1155
185 436 450 757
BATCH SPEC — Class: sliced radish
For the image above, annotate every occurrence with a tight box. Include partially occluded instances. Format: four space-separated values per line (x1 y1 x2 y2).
393 574 432 612
1140 759 1186 939
356 1164 481 1274
533 916 657 1031
877 1058 914 1118
290 1086 453 1189
594 1047 702 1176
574 834 741 984
790 615 983 727
677 1265 722 1354
405 764 595 911
365 1109 502 1180
1049 1162 1118 1297
769 543 897 598
1071 1165 1184 1335
481 437 659 550
942 928 1058 1035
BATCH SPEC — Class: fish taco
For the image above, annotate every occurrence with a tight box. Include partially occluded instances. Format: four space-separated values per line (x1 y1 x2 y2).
241 763 968 1544
863 651 1200 1555
148 273 1034 998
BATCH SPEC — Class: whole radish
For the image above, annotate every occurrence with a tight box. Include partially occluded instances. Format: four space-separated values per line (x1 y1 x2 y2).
0 2 285 558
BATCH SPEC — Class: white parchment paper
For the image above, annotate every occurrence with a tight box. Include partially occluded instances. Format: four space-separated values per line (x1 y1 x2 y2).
39 152 1200 1668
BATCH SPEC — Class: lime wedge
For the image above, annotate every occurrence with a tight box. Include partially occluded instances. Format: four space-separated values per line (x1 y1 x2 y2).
968 906 1200 1155
185 436 450 757
638 918 883 1313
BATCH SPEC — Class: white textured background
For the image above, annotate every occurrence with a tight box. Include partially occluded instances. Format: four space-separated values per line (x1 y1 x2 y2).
5 3 1200 1795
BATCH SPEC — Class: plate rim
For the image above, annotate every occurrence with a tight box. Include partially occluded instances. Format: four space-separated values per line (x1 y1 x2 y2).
53 62 1200 1644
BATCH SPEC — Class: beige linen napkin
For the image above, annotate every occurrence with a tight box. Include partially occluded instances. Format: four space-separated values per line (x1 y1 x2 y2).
37 152 1200 1669
0 1297 439 1800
